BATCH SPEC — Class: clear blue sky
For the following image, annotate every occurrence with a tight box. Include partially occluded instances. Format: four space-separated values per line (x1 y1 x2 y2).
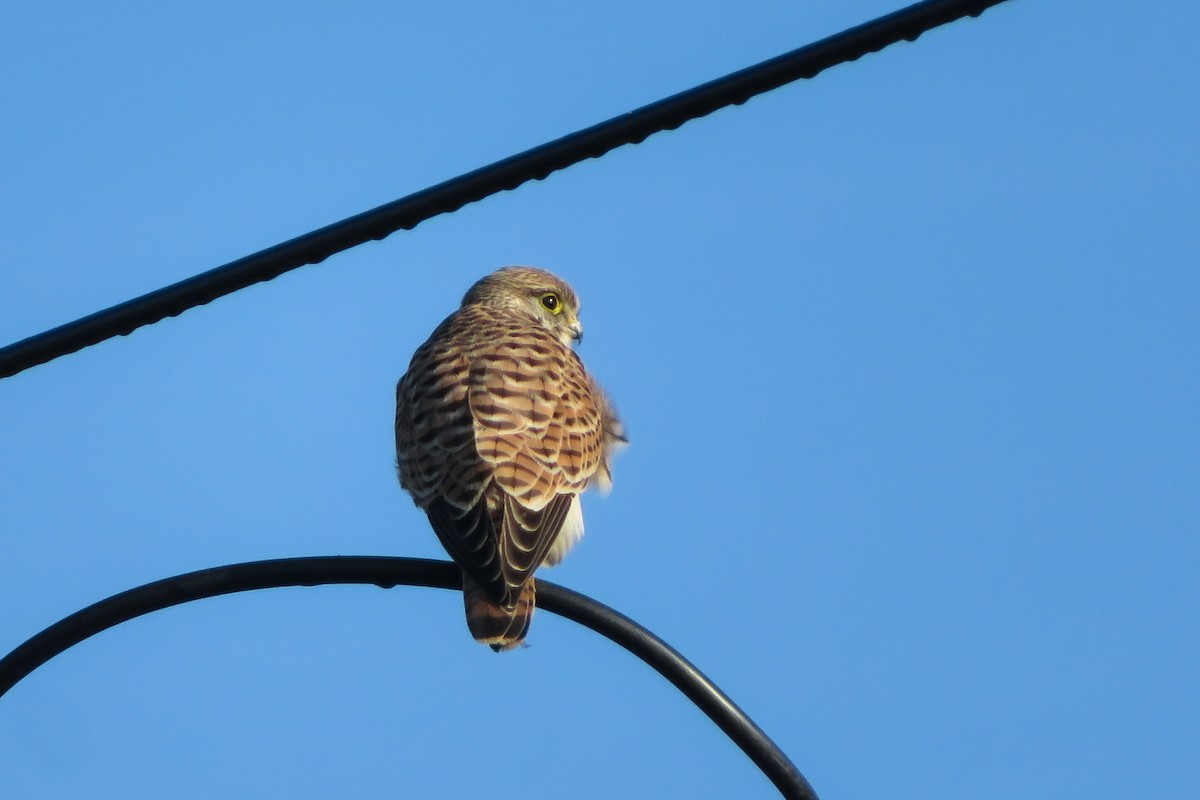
2 2 1196 797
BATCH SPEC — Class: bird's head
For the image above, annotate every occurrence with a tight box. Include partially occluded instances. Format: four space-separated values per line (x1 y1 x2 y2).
462 266 584 346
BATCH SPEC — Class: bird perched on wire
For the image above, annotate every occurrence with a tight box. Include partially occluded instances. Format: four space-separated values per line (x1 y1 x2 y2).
395 266 625 651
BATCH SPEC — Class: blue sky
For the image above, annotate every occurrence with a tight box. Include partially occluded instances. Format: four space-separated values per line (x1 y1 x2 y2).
2 2 1197 797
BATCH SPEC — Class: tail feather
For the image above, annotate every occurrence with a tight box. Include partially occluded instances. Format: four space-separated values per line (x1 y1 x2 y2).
461 572 535 652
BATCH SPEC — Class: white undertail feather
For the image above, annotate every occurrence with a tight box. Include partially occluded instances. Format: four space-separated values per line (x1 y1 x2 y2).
542 495 585 567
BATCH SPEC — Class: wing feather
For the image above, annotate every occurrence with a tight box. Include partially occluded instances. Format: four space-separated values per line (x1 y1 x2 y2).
468 329 603 590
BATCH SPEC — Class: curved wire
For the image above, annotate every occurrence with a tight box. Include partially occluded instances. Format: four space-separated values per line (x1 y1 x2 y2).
0 0 1011 379
0 556 818 799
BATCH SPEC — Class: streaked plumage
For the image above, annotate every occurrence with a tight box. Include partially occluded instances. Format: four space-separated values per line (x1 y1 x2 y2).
395 266 624 650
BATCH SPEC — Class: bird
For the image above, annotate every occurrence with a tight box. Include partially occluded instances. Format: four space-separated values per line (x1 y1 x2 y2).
395 266 625 651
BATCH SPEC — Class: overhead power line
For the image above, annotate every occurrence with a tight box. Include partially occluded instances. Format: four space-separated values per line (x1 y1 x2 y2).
0 0 1011 379
0 557 818 800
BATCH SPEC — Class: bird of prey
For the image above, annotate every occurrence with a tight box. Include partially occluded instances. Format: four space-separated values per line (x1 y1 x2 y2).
395 266 624 650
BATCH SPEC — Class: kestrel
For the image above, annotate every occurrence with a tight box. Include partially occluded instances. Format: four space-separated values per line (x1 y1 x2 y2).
395 266 624 651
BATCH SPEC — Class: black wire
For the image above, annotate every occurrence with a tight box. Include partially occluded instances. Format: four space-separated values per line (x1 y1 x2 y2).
0 0 1011 380
0 557 817 800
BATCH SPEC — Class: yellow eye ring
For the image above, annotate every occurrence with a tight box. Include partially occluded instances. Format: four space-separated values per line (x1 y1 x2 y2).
540 292 563 314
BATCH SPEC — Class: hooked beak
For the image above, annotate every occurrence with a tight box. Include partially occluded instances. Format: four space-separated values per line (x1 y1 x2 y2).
570 321 584 345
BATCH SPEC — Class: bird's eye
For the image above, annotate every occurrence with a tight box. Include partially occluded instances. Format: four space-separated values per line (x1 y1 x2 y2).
540 292 562 314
